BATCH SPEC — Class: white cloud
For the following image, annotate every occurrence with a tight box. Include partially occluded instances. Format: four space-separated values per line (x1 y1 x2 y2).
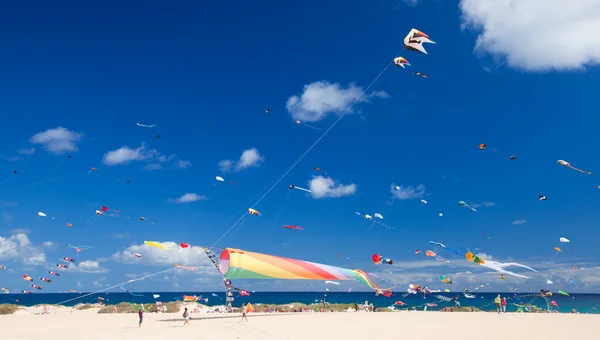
308 176 357 199
390 184 426 200
29 127 83 154
218 148 264 172
0 233 46 265
71 260 109 273
286 81 389 122
102 144 191 169
143 163 163 171
471 201 496 208
512 219 527 225
173 193 208 204
42 241 53 247
102 145 153 166
17 148 35 155
111 242 218 276
460 0 600 71
175 159 192 169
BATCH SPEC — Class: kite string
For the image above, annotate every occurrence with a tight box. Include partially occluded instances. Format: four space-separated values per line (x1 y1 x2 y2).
213 60 395 248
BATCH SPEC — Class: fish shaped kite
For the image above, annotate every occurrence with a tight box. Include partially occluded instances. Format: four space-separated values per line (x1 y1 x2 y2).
40 278 52 283
403 28 436 54
218 248 394 294
393 57 410 68
289 184 311 193
136 123 156 128
372 254 393 265
413 71 428 78
557 160 594 176
458 201 477 212
466 251 537 278
248 208 261 216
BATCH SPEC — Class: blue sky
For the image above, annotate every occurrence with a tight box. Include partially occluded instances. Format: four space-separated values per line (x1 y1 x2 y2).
1 0 600 296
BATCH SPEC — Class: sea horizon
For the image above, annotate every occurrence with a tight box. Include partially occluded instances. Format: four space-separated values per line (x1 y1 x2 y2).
2 291 598 313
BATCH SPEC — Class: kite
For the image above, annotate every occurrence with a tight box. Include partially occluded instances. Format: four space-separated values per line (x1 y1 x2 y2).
570 278 576 284
37 212 46 217
540 289 552 297
425 250 449 263
325 281 340 285
183 295 198 302
216 176 224 182
403 28 436 54
66 223 72 227
239 290 250 296
554 247 561 252
31 284 43 290
436 295 452 302
295 120 321 131
413 71 428 78
415 250 421 255
265 108 270 114
21 290 31 294
539 195 547 201
558 290 569 296
420 199 427 204
439 276 452 284
283 225 304 231
62 257 76 263
248 208 261 216
509 156 517 160
479 143 487 150
372 254 393 265
2 287 9 294
0 265 5 269
458 201 476 212
466 251 537 278
40 278 52 283
56 264 68 269
374 213 383 219
134 253 142 258
218 248 394 294
438 213 443 217
144 241 168 250
174 264 197 271
180 243 190 248
101 206 109 212
546 280 553 284
500 275 505 280
153 294 160 299
557 160 594 176
393 57 410 68
136 123 156 128
48 271 60 276
95 210 103 215
289 184 311 193
559 237 570 243
23 274 33 281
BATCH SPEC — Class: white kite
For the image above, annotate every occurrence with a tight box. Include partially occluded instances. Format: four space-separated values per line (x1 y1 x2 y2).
559 237 570 243
403 28 436 54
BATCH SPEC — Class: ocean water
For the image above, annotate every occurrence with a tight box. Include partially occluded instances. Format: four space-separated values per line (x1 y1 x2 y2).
2 292 599 313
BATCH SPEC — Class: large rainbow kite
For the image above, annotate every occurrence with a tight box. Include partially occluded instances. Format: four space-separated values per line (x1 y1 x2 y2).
218 248 392 292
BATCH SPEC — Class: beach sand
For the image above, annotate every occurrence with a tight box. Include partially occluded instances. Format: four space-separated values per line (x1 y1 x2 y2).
0 306 596 340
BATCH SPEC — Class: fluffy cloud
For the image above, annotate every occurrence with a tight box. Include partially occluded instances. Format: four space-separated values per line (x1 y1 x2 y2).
218 148 264 172
29 127 83 154
17 148 35 155
390 184 426 200
460 0 600 71
512 219 527 225
172 193 208 204
102 144 191 169
471 201 496 208
111 241 218 275
71 261 109 273
308 176 357 199
0 233 46 265
286 81 389 122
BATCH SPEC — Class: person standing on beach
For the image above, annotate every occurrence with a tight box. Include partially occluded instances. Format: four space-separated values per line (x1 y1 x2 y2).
241 303 248 322
138 309 143 328
182 308 190 326
501 297 507 313
494 295 502 314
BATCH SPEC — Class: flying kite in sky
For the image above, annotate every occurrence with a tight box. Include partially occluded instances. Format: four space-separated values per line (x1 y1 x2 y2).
559 237 570 243
283 225 304 231
465 251 537 278
218 248 394 294
372 254 393 265
539 195 547 201
295 120 321 131
120 285 143 297
23 274 33 281
393 57 410 68
40 278 52 283
458 201 477 212
413 71 428 78
144 241 168 250
136 123 156 128
557 160 594 176
403 28 436 54
248 208 260 216
421 199 427 204
289 184 311 193
439 276 452 284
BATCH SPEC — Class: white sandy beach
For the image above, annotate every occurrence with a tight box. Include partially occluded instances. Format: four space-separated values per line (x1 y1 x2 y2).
0 304 596 340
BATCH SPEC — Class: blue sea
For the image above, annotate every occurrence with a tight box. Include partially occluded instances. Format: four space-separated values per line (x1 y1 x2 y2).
2 292 599 313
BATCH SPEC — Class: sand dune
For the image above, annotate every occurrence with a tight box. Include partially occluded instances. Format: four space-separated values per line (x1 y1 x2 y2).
0 309 595 340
